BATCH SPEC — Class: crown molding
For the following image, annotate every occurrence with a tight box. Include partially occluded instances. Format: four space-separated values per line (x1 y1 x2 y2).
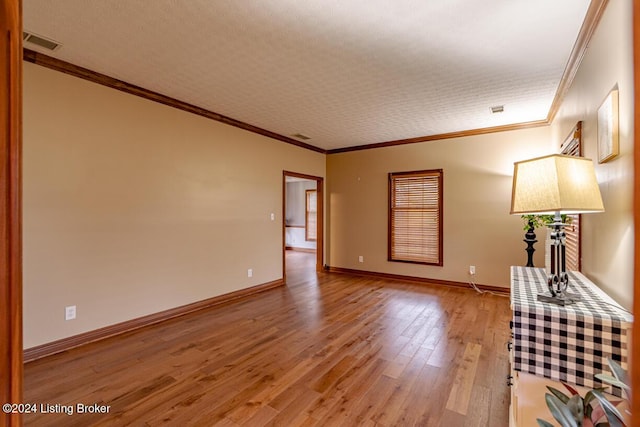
327 120 548 154
24 0 608 156
546 0 609 123
328 0 609 155
22 49 326 154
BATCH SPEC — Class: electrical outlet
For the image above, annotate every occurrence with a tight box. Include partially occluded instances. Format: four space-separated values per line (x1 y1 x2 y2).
247 268 253 278
358 256 364 263
65 305 76 321
270 213 275 221
469 265 476 275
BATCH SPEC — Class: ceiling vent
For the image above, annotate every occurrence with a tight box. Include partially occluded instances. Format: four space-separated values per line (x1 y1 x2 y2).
490 105 504 114
291 133 311 140
23 31 62 51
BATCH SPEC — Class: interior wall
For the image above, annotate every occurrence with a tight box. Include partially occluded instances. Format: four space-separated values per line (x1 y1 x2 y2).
285 180 317 250
550 0 634 308
285 181 316 226
326 1 634 306
22 0 634 349
22 62 325 348
326 126 553 289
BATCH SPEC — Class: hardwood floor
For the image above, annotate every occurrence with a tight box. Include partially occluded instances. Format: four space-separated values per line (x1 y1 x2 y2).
23 251 512 426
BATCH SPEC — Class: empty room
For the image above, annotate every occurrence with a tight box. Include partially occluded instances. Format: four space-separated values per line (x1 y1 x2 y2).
1 0 638 426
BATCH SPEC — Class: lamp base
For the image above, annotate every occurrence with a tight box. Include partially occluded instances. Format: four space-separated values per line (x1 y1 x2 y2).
537 293 581 306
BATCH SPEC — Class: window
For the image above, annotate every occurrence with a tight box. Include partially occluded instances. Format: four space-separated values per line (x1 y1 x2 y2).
305 189 317 241
560 122 582 271
389 169 443 265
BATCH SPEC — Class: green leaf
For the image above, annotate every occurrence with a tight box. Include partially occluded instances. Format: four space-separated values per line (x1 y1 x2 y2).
584 388 608 408
547 386 571 403
591 390 626 427
537 420 556 427
566 394 584 421
545 393 579 427
595 373 629 391
607 358 630 388
595 373 618 383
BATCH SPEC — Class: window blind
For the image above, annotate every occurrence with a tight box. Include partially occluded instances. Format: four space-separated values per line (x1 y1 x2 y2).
560 122 582 272
389 170 443 265
306 189 317 241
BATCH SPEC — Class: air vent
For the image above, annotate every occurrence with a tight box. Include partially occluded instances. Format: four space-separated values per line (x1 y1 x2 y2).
291 133 311 140
23 31 61 51
490 105 504 114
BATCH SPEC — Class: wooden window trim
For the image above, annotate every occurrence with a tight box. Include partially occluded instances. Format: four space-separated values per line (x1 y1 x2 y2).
388 169 443 266
560 121 582 272
305 189 317 241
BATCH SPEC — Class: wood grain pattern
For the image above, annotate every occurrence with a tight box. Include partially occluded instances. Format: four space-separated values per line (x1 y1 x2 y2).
24 252 511 426
0 1 24 426
327 266 510 295
446 342 482 415
24 279 284 362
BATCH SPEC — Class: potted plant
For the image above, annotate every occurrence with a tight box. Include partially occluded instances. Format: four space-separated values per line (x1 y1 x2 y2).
520 215 572 268
521 214 572 230
536 359 630 427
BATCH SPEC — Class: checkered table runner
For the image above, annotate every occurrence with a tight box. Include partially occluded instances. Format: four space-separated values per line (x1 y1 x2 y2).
511 266 632 396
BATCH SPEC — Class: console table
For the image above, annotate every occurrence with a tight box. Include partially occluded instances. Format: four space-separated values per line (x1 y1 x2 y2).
508 266 632 426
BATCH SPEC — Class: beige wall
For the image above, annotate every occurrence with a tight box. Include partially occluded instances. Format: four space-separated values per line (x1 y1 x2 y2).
550 0 634 308
326 126 553 289
326 0 634 308
23 62 325 348
23 0 634 348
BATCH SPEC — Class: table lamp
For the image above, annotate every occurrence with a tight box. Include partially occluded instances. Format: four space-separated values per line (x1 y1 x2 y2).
510 154 604 305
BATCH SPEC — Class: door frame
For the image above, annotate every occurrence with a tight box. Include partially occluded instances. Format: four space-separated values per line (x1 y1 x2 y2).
632 0 639 421
1 1 23 426
282 171 324 282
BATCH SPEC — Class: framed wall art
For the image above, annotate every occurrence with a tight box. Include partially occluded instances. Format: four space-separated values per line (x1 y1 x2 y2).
597 87 619 163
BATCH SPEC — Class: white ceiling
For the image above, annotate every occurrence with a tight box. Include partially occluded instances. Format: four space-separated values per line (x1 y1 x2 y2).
23 0 592 151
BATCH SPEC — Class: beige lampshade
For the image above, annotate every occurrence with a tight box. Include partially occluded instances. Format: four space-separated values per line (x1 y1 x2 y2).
510 154 604 215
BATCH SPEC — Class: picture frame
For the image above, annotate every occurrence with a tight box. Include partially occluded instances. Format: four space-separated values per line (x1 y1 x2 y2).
597 88 619 163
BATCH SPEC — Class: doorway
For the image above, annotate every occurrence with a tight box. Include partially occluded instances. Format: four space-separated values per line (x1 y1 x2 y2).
282 171 324 284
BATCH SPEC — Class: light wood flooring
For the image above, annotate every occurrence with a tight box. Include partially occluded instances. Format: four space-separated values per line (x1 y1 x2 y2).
24 251 512 426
